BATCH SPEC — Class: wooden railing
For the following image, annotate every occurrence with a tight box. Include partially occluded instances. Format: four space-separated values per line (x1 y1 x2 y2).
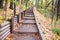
33 7 46 40
0 21 10 40
10 16 18 33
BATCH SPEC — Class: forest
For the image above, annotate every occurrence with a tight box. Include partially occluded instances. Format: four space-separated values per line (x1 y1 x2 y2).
0 0 60 40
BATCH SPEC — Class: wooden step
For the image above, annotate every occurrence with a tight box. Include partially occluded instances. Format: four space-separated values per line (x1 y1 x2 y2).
25 15 34 17
15 24 38 33
22 20 36 24
13 34 40 40
26 13 33 15
23 17 35 20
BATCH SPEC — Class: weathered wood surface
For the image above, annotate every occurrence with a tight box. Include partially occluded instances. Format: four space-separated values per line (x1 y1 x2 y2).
23 17 35 20
13 7 42 40
33 7 47 40
13 34 40 40
0 21 10 40
15 24 38 33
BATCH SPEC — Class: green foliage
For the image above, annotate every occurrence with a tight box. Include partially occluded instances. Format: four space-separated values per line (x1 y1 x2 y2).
36 0 52 18
0 16 3 20
52 27 60 36
8 0 10 3
20 0 33 10
21 4 27 10
38 8 50 18
56 21 60 24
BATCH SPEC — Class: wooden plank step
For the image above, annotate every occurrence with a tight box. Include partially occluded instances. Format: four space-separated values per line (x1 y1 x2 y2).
22 20 36 24
23 17 35 20
15 24 38 33
13 34 40 40
25 12 33 14
25 15 34 17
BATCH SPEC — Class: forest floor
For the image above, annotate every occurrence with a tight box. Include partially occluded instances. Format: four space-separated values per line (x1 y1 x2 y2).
33 7 60 40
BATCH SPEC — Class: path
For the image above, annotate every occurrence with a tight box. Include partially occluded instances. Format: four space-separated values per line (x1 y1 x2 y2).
12 7 41 40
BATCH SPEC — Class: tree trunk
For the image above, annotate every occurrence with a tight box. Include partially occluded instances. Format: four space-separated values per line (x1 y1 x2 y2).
14 0 16 16
24 0 28 8
41 0 43 8
0 0 4 9
51 0 54 24
9 0 13 10
57 0 60 21
4 0 8 20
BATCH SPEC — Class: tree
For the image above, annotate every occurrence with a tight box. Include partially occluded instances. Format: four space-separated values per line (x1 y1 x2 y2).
24 0 29 8
9 0 14 9
35 0 40 8
14 0 16 16
4 0 8 19
41 0 43 8
57 0 60 21
45 1 52 9
51 0 54 24
0 0 4 9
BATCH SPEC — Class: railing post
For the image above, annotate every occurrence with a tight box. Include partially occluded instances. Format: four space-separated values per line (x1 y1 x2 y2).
18 12 22 23
10 16 17 33
10 18 13 33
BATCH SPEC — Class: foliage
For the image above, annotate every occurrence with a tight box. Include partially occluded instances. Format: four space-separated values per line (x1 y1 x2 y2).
35 0 52 18
56 21 60 24
21 0 33 9
0 16 3 20
38 8 50 18
52 27 60 36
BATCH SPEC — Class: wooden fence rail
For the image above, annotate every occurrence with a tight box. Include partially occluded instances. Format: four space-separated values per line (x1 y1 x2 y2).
0 21 10 40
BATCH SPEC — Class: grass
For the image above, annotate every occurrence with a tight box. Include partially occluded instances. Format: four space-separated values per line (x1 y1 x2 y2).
52 27 60 36
37 8 50 18
50 23 60 36
57 21 60 24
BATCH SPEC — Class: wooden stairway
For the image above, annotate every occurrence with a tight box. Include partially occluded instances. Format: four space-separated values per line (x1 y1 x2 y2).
13 8 41 40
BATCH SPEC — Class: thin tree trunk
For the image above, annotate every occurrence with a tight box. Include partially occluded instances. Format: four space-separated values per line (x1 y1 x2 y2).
0 0 4 9
9 0 13 9
41 0 43 8
57 0 60 21
4 0 8 20
14 0 16 16
51 0 54 24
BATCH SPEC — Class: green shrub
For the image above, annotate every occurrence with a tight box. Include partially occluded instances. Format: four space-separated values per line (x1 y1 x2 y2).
57 21 60 24
38 8 50 18
52 27 60 36
0 16 3 20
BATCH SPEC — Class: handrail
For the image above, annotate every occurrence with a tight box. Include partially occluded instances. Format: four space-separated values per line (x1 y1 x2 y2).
33 7 46 40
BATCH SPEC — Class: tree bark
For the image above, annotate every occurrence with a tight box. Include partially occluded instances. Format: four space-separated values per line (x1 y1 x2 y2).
4 0 8 20
9 0 14 10
51 0 54 24
57 0 60 21
14 0 16 16
0 0 4 9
